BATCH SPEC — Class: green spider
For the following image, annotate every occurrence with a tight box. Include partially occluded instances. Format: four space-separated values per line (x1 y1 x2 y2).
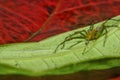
54 18 120 54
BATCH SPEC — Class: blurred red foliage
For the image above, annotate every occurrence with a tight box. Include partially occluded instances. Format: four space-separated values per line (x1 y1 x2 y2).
0 0 120 44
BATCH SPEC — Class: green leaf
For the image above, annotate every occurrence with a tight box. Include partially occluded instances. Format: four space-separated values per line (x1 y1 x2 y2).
0 15 120 76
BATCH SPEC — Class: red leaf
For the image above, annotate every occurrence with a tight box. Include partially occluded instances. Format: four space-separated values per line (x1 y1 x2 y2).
0 0 120 44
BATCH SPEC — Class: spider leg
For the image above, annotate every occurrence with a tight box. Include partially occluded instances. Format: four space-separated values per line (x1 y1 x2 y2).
61 35 72 49
87 20 96 31
98 19 110 47
89 23 94 30
61 30 87 49
62 30 86 47
102 18 113 26
71 30 87 37
102 18 120 27
60 32 78 49
105 24 120 29
102 18 120 46
53 36 84 53
68 41 83 49
61 36 85 49
87 23 95 33
82 41 89 54
102 26 108 46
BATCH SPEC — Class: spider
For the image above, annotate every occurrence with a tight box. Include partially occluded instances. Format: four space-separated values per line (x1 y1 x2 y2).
54 18 120 54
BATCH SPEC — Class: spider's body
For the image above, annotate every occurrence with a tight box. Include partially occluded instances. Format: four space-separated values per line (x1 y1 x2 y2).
86 25 106 41
86 29 98 41
54 18 120 54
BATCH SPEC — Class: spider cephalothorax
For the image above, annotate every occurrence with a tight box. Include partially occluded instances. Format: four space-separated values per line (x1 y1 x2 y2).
54 18 120 54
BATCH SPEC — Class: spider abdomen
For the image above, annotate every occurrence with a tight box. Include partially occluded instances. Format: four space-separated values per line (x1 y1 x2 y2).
86 30 98 41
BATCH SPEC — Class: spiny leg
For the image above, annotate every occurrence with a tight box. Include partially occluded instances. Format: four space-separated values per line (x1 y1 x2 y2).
53 37 72 53
102 18 120 46
82 41 90 54
89 23 95 30
102 18 120 27
61 30 87 49
68 40 83 49
102 19 111 26
59 32 80 49
54 36 84 53
70 30 87 37
104 24 120 29
99 19 111 46
101 24 119 47
54 40 68 53
103 27 108 46
86 20 96 33
61 35 72 49
103 19 120 28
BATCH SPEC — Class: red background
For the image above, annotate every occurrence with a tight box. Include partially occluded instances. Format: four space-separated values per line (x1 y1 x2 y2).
0 0 120 44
